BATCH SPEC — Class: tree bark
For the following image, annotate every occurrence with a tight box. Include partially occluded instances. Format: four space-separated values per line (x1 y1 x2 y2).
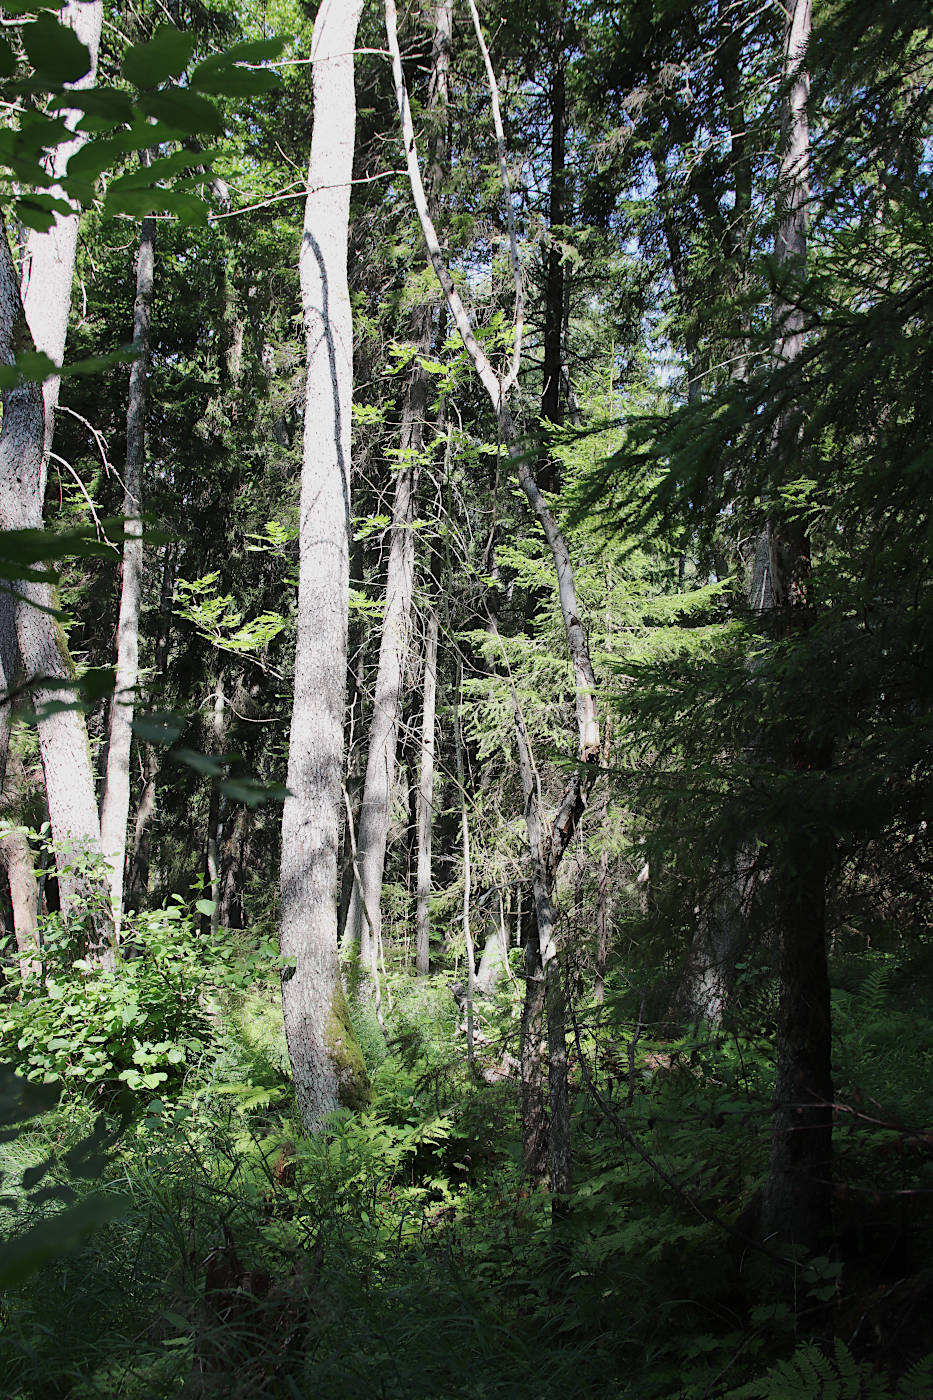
0 213 109 954
99 203 155 938
0 753 40 984
0 2 110 953
452 663 475 1071
343 385 422 971
279 0 369 1131
415 606 438 974
539 42 566 493
344 0 451 979
126 541 175 912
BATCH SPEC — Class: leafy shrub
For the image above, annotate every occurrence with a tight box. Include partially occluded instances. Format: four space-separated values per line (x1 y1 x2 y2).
0 902 275 1097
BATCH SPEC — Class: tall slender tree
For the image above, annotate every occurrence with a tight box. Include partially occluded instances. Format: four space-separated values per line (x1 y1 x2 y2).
344 0 452 979
99 199 155 938
0 0 110 949
279 0 370 1130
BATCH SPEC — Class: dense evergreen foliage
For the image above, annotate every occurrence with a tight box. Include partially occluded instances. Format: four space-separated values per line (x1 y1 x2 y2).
1 0 932 1394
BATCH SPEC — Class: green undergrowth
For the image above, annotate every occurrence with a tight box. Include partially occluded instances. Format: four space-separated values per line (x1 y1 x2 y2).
0 945 931 1398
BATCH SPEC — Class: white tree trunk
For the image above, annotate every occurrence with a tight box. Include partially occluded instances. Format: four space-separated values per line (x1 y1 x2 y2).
280 0 369 1131
0 3 109 952
99 208 155 937
342 428 419 970
415 606 438 974
21 0 103 465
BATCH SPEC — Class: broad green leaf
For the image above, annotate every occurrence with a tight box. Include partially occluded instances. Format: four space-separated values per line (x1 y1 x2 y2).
167 747 226 778
0 0 65 12
66 120 187 185
0 37 16 78
137 86 221 137
195 899 216 917
48 86 134 124
107 149 206 190
190 36 286 75
131 712 186 746
22 13 91 84
121 25 196 89
218 777 290 808
188 66 280 97
14 201 57 232
105 185 208 226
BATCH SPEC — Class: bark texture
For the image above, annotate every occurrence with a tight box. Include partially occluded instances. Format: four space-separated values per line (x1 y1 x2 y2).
386 0 600 1192
280 0 369 1131
344 0 451 977
415 606 438 974
0 216 108 949
99 206 155 937
0 2 109 949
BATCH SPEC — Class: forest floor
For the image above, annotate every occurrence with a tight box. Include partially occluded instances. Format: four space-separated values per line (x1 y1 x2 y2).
1 943 933 1399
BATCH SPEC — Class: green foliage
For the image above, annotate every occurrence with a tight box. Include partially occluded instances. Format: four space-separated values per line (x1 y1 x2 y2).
0 900 278 1098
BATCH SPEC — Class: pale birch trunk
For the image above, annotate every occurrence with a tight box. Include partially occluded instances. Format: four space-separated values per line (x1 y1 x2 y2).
0 754 40 984
0 2 110 951
342 407 420 970
452 664 475 1071
415 606 438 974
99 206 155 937
280 0 369 1131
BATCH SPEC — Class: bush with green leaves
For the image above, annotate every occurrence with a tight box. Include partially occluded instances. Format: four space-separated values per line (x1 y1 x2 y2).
0 900 277 1097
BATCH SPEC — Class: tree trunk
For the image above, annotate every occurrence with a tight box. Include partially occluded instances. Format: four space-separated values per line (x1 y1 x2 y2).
452 664 475 1071
126 541 175 912
0 215 109 955
343 390 421 971
415 606 438 974
519 898 549 1184
0 2 109 953
539 45 566 493
279 0 369 1131
759 0 833 1252
344 0 450 978
20 0 103 461
99 204 155 938
0 753 40 984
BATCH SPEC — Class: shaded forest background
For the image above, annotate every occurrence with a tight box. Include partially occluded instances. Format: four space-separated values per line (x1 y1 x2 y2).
0 0 932 1395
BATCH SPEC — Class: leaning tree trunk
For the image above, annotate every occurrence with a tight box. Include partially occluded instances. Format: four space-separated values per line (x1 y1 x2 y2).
759 0 833 1253
415 605 438 974
344 0 451 980
99 205 155 938
279 0 369 1131
386 0 600 1194
342 389 421 973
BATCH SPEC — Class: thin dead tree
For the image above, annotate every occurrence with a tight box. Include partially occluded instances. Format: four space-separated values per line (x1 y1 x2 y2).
99 194 155 938
385 0 600 1194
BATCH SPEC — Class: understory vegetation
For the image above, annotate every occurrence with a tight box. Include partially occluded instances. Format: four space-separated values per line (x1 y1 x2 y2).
2 911 932 1398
